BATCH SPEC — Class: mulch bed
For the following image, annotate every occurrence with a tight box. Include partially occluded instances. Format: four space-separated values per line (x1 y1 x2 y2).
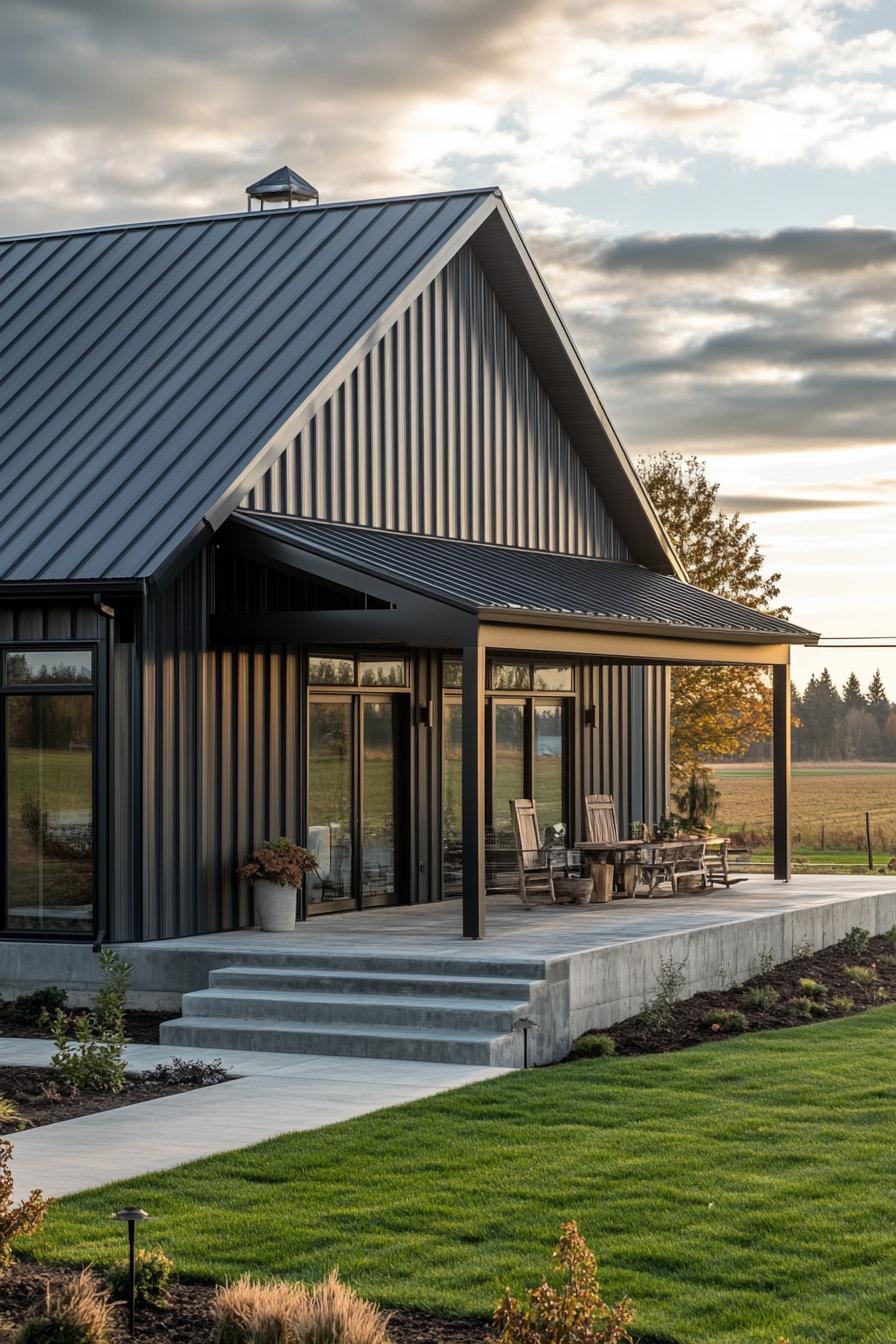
0 1066 228 1133
573 930 896 1057
0 1009 177 1044
0 1264 487 1344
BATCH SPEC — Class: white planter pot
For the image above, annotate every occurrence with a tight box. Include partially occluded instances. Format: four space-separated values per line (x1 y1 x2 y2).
254 879 298 933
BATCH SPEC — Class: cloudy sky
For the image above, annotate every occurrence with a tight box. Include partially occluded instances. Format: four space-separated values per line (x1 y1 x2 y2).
2 0 895 691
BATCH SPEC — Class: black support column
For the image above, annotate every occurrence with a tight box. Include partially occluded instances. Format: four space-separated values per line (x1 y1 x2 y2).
772 661 792 881
461 643 486 938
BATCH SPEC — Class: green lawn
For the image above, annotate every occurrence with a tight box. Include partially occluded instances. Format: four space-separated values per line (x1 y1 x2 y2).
26 1010 896 1344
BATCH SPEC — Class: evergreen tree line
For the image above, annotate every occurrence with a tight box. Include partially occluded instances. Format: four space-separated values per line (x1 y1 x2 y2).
739 669 896 762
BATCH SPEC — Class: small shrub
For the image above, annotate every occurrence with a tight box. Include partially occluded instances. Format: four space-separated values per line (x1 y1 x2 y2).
885 925 896 945
570 1035 616 1060
874 985 890 1003
742 985 779 1010
49 1013 126 1095
143 1058 231 1087
212 1276 307 1344
756 947 776 976
1 1137 49 1272
844 965 876 987
641 955 687 1031
797 978 827 1001
842 926 870 959
50 950 131 1095
830 995 854 1014
4 988 67 1027
489 1220 635 1344
792 937 813 960
701 1009 747 1035
16 1270 115 1344
784 996 814 1021
107 1246 173 1308
878 953 896 969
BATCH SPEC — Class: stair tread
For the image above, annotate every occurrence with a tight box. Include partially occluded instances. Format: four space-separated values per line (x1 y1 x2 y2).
187 988 527 1010
212 968 536 988
162 1015 512 1043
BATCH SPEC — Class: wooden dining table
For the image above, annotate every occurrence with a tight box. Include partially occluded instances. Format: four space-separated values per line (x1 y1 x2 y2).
574 838 645 901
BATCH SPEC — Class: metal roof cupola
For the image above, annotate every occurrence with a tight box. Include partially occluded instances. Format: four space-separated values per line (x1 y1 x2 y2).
245 165 319 211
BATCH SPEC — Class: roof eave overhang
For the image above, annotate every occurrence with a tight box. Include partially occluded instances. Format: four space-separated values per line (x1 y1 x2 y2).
478 606 819 646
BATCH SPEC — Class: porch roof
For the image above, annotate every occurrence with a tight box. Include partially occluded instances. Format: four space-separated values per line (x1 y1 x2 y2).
234 512 818 647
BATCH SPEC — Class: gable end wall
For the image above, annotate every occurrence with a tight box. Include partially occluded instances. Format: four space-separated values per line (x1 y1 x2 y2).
241 245 630 560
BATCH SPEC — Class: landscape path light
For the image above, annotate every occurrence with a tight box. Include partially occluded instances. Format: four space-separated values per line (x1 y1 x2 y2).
111 1205 151 1335
514 1015 538 1069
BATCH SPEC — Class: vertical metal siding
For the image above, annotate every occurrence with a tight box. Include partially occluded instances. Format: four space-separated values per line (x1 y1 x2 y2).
140 553 310 938
590 662 670 838
242 246 630 561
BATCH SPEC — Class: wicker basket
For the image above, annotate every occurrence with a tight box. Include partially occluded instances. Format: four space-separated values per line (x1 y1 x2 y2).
553 876 593 905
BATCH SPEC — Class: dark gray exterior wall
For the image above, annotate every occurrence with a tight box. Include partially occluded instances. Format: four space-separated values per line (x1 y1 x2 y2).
242 246 630 561
585 663 671 838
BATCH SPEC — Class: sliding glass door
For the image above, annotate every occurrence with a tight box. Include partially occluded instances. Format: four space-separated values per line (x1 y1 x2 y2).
306 685 406 912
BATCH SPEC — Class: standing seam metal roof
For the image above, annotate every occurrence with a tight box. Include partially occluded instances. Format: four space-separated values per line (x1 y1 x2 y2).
236 513 818 642
0 189 494 582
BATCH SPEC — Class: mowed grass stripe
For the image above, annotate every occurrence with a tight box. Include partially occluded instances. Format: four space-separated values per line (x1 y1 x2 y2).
26 1009 896 1344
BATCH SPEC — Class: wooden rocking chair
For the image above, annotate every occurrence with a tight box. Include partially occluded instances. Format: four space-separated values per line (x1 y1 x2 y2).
509 798 565 907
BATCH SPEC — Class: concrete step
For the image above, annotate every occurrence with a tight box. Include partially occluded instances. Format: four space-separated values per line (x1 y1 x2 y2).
207 949 547 980
208 965 539 1000
159 1015 517 1065
179 987 527 1032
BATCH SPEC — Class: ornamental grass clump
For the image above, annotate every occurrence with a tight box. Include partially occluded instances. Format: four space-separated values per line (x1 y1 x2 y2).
797 978 827 1001
489 1220 635 1344
784 996 815 1022
211 1271 389 1344
16 1270 115 1344
237 839 318 888
212 1276 307 1344
700 1009 747 1035
742 985 779 1010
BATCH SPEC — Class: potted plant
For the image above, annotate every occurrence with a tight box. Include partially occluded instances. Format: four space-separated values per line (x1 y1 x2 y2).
237 838 318 932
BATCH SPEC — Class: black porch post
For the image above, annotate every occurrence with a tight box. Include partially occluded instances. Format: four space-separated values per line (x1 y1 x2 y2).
772 661 792 881
461 643 486 938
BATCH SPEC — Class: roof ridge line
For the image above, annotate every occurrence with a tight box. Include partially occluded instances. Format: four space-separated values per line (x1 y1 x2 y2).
0 186 502 247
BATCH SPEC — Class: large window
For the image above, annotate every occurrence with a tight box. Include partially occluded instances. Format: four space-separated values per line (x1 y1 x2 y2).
2 648 95 936
441 657 575 893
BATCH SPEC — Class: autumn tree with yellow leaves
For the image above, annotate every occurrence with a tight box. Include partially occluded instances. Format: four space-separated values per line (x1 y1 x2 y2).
638 453 789 785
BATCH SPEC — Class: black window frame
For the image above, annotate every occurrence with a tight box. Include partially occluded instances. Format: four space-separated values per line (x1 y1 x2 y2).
0 642 100 942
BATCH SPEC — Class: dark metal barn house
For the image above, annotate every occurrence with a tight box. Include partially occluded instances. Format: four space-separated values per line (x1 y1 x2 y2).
0 169 816 966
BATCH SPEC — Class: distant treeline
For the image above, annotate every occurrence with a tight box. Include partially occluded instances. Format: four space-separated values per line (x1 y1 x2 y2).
734 670 896 763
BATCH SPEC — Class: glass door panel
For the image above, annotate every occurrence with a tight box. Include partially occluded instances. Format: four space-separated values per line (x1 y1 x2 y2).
493 701 526 824
534 701 567 839
6 694 93 934
442 700 463 895
307 699 354 907
361 699 398 907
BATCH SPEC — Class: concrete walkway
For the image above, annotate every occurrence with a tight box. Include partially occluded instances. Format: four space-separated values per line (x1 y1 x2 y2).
1 1039 508 1199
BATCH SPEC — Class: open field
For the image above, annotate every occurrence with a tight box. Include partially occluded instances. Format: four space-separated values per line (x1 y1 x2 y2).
712 761 896 857
27 1008 896 1344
